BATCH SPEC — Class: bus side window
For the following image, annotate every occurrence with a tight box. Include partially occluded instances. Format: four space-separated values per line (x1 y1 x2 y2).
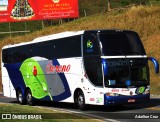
54 36 81 59
2 49 9 63
30 41 55 60
12 45 30 63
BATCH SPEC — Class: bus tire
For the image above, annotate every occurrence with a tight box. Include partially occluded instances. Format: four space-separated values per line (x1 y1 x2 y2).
16 89 26 104
26 89 34 106
76 90 86 110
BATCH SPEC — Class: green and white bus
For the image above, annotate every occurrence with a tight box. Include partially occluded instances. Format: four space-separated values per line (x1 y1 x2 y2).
2 29 159 110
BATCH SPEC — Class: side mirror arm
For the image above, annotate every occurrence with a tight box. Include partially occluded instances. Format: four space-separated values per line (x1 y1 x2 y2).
148 57 159 73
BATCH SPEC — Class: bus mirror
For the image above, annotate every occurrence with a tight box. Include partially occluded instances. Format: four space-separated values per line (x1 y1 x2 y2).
102 59 108 76
148 57 159 73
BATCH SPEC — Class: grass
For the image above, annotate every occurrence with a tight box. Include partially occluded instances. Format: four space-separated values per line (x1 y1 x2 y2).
0 5 160 94
0 103 99 122
143 35 160 94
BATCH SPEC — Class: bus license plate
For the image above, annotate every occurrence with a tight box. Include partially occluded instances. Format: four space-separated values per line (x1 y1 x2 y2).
128 99 135 103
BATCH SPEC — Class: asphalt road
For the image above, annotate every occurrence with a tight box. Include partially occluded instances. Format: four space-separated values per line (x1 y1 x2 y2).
0 93 160 122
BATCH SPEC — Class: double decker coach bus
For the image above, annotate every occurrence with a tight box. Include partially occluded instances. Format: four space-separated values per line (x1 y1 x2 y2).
1 29 159 110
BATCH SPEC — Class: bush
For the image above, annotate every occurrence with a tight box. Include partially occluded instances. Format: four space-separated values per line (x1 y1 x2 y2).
131 0 149 5
120 0 130 6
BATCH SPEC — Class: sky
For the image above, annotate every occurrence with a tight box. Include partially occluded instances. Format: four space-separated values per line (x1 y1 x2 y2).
0 0 8 6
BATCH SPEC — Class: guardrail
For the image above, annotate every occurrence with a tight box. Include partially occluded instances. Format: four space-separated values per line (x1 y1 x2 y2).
0 31 30 34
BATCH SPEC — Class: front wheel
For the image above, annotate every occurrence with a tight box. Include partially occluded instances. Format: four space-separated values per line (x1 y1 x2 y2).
26 89 34 106
76 90 86 110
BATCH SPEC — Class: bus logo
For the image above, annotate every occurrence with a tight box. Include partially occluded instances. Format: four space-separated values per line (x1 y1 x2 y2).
86 40 94 53
46 61 71 73
87 40 93 49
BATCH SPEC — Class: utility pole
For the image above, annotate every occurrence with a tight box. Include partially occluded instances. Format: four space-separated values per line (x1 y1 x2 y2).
9 22 11 37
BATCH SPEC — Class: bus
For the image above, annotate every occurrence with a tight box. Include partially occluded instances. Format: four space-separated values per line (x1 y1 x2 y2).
1 29 159 110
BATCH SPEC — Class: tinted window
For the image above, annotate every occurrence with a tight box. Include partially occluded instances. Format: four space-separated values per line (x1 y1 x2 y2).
32 35 81 59
2 45 30 63
2 35 81 63
99 32 146 56
83 34 103 86
104 58 149 88
84 56 103 86
31 41 55 59
54 36 81 59
2 49 9 63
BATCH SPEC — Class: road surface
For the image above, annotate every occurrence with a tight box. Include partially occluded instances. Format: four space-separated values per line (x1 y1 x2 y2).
0 93 160 122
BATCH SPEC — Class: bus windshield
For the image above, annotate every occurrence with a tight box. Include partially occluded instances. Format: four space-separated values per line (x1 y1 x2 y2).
104 58 149 88
99 32 146 56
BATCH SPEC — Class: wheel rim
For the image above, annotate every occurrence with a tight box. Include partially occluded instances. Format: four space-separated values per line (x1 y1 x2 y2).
27 92 32 104
78 95 84 106
18 91 23 103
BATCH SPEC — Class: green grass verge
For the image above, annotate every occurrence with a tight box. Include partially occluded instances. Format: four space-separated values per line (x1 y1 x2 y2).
0 103 99 122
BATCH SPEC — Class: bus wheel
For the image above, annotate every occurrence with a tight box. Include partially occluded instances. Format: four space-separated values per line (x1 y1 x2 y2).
77 90 86 110
16 89 26 104
26 89 34 106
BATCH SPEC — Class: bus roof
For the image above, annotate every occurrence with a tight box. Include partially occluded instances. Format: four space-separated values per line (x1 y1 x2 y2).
2 29 137 49
84 29 137 35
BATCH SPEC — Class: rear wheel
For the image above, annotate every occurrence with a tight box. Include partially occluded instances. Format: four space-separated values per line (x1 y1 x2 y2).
26 89 34 106
16 89 26 104
76 90 86 110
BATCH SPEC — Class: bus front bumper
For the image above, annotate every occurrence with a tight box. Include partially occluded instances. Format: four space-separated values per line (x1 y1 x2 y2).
104 94 150 106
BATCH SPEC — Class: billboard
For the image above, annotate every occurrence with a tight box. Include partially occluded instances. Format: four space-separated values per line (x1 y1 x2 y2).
0 0 79 23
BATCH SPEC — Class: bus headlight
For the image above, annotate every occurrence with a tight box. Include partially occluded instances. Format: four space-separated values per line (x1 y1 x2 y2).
143 89 150 94
106 92 120 96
